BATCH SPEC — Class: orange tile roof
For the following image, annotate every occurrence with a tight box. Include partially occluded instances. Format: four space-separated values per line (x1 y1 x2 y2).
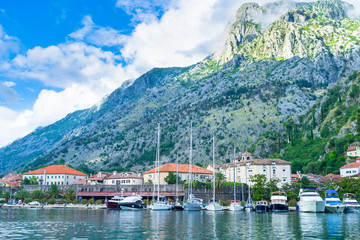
243 152 251 154
143 163 213 175
23 164 87 176
340 162 360 169
319 174 342 183
347 146 357 151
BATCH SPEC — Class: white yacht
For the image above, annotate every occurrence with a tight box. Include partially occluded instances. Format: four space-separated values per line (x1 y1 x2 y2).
205 135 223 211
297 187 325 213
205 201 223 211
150 124 172 211
228 201 243 211
324 190 345 213
118 195 145 210
343 193 360 213
184 123 203 211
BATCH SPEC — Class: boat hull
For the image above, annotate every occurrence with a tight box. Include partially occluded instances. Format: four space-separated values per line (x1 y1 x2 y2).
205 203 223 211
271 204 289 212
228 203 243 211
244 206 254 212
106 201 121 209
172 205 184 211
151 203 172 211
345 206 360 213
184 202 201 211
298 200 325 213
325 205 345 213
119 203 145 210
255 205 271 212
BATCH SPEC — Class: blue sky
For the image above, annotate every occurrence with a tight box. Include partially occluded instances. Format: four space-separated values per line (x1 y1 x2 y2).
0 0 358 147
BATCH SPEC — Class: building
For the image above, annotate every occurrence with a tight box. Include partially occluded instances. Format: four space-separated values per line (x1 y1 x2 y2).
87 172 112 185
0 172 22 187
143 163 213 185
319 173 342 183
104 172 143 185
22 164 87 185
217 152 291 187
346 146 360 157
340 159 360 177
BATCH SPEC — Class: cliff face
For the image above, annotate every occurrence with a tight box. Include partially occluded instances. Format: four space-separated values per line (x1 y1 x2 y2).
1 0 360 174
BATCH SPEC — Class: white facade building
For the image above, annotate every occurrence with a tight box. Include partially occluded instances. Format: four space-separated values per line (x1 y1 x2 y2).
340 160 360 177
23 164 87 185
104 172 143 185
217 153 291 187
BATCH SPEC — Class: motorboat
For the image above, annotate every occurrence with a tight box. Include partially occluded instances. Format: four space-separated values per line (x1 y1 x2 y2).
228 201 243 211
106 196 124 209
270 192 289 212
343 193 360 213
244 199 255 212
184 194 202 211
205 200 223 211
118 195 146 210
297 187 325 213
172 200 184 211
255 201 271 212
151 200 173 211
324 190 345 213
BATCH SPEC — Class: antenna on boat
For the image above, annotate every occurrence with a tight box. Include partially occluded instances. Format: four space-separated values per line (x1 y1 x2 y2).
189 122 193 197
157 123 161 202
176 154 178 204
233 147 236 203
212 134 216 204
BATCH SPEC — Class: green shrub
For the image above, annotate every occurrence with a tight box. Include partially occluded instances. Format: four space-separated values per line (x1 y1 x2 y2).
49 198 56 204
40 198 47 204
0 200 5 204
219 200 231 206
81 199 88 205
88 199 95 205
65 199 72 204
241 201 245 206
24 198 33 204
57 199 64 204
73 199 79 204
288 199 297 207
96 200 102 204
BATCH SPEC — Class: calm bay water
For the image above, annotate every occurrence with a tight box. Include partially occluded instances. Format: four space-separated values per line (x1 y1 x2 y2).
0 208 359 239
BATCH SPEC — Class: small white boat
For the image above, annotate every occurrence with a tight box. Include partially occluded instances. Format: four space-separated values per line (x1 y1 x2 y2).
119 195 145 210
297 187 325 213
228 201 243 211
244 199 255 212
343 193 360 213
270 192 289 212
324 190 345 213
150 201 172 211
205 201 223 211
184 194 202 211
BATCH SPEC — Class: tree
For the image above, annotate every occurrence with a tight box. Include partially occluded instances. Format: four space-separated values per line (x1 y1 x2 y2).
250 174 268 201
298 177 313 187
3 190 10 201
164 172 182 184
30 189 45 200
21 178 30 185
215 172 226 189
29 176 39 185
65 188 75 201
48 184 60 199
14 189 30 201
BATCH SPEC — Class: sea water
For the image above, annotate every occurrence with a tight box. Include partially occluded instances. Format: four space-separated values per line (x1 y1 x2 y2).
0 208 359 239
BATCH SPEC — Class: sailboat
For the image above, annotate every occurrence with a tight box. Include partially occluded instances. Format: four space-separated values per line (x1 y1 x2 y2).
184 123 203 211
173 155 184 211
205 135 223 211
229 148 242 211
150 124 172 211
244 184 255 211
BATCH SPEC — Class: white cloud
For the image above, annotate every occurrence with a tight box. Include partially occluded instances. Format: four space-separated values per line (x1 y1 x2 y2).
2 81 15 87
0 81 19 104
0 25 20 59
69 15 129 47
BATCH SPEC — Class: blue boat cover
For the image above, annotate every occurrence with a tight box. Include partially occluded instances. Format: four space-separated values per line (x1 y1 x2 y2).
325 190 337 193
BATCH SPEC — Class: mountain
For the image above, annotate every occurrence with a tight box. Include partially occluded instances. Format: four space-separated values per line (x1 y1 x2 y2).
1 0 360 175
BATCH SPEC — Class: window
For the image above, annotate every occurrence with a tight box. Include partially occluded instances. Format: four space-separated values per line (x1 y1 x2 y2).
273 169 276 175
283 169 286 173
74 176 76 179
283 178 287 182
62 176 64 178
51 176 53 179
47 182 49 185
55 176 57 179
353 170 357 173
47 176 49 179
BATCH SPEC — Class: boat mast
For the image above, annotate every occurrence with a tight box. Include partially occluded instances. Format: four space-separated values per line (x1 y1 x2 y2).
212 135 215 203
233 148 236 203
189 122 193 196
157 123 161 202
176 154 178 204
152 132 157 202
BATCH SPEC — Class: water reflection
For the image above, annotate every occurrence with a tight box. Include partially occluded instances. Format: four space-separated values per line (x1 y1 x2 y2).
0 209 359 239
